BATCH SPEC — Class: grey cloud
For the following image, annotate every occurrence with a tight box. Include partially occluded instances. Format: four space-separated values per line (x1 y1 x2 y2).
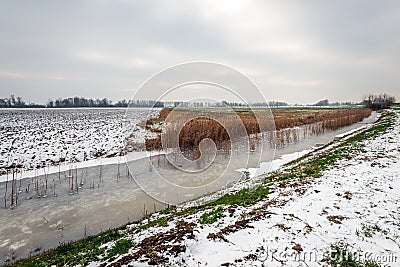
0 0 399 104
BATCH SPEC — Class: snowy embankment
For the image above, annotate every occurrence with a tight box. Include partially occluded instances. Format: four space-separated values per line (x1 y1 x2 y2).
82 111 399 267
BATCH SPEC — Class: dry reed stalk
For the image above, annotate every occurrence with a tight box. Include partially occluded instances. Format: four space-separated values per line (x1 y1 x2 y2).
34 169 39 198
15 169 18 206
52 178 56 197
75 167 78 193
4 170 8 208
44 168 48 196
58 154 61 182
145 108 372 157
70 165 74 195
79 170 84 188
11 169 15 208
18 168 22 194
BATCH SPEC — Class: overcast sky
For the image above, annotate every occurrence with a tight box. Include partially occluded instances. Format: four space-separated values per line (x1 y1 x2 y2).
0 0 399 104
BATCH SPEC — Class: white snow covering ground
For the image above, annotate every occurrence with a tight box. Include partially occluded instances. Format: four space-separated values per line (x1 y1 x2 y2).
0 108 157 175
90 110 399 267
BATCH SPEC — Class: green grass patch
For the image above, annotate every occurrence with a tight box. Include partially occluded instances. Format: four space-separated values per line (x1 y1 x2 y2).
323 245 381 267
199 207 224 224
210 186 270 207
169 185 270 220
107 239 133 258
357 223 388 238
8 227 123 267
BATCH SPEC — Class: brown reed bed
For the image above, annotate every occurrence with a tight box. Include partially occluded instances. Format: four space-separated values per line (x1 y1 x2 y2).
144 107 372 157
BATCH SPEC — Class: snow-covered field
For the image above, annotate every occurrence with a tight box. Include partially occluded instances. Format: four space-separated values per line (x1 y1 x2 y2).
0 108 156 175
90 110 399 267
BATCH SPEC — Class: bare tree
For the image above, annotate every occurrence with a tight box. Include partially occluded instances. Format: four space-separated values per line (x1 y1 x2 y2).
363 93 395 110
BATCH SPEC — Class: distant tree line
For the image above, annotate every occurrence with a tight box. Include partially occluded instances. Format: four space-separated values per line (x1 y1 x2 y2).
128 100 164 108
312 99 356 107
1 94 396 109
363 94 396 111
47 97 112 107
254 101 289 107
47 97 165 108
0 96 291 108
0 95 160 108
0 95 45 108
